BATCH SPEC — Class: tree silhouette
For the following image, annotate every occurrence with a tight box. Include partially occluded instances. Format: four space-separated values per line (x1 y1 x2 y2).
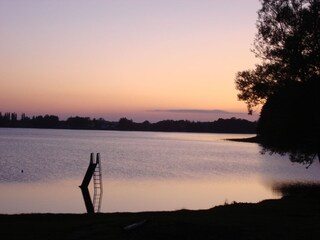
235 0 319 165
258 78 319 165
0 112 256 133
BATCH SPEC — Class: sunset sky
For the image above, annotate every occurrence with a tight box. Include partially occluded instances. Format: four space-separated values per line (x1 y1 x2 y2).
0 0 261 122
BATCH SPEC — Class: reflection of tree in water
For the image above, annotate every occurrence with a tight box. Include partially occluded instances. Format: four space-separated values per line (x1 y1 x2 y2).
272 182 320 198
283 152 319 167
260 144 319 168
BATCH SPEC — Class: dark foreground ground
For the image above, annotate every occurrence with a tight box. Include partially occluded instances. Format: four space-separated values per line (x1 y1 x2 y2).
1 191 319 240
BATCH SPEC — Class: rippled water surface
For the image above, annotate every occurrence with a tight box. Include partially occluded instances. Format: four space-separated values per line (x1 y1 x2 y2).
0 128 319 213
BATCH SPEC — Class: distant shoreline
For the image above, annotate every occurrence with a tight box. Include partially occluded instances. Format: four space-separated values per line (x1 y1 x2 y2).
0 116 257 134
225 135 261 143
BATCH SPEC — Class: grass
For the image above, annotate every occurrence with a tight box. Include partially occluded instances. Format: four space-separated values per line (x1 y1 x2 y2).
1 191 319 240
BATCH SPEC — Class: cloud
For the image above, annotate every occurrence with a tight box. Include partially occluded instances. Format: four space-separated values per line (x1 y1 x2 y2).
148 109 245 115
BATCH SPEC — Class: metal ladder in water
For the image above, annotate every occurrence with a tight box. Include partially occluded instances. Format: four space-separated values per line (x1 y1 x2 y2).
93 153 103 213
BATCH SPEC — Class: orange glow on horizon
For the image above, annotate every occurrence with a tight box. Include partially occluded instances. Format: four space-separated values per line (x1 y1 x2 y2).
0 0 261 121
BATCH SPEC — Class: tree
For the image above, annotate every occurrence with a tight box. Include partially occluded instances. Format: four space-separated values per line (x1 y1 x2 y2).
118 118 134 130
257 78 319 165
235 0 319 164
236 0 319 113
67 116 92 129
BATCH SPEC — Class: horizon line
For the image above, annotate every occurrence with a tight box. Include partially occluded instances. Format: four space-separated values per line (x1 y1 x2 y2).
148 109 251 115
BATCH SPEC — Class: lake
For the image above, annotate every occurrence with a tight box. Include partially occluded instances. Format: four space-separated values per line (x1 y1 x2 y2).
0 128 319 214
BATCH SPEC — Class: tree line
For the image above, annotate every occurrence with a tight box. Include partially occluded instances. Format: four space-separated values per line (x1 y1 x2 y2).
0 112 257 134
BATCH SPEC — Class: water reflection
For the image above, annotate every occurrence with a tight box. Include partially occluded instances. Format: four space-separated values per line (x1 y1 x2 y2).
1 129 320 213
1 177 319 214
80 187 94 213
271 181 320 198
0 177 275 214
0 180 84 214
103 177 275 212
258 137 319 168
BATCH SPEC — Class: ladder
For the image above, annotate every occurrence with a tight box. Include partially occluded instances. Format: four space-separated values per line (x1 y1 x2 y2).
93 153 103 213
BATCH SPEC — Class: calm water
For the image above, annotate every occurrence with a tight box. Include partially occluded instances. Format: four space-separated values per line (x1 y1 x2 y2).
0 128 319 214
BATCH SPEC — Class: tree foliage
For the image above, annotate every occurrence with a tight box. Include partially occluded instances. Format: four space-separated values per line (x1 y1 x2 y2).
235 0 319 164
236 0 319 113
